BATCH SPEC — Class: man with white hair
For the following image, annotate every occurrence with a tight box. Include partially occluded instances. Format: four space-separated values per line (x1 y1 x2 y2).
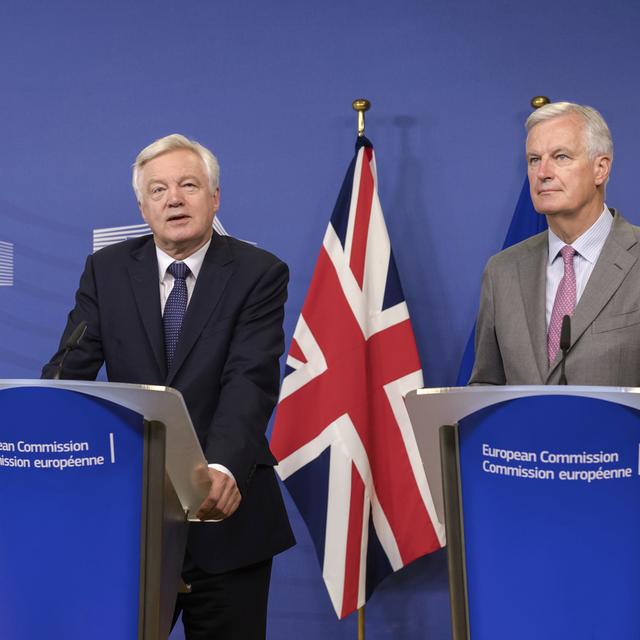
43 134 295 639
470 102 640 386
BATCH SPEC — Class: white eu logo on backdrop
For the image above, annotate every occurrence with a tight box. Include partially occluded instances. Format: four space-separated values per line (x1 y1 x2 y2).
0 241 14 286
91 218 229 253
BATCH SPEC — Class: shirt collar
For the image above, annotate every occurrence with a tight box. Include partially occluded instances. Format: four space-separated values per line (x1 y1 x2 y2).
156 237 212 280
547 205 612 265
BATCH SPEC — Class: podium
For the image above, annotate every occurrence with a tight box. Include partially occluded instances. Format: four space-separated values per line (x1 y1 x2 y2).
0 380 211 640
405 386 640 640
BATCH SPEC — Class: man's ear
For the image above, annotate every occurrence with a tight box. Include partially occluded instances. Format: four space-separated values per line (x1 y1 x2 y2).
594 155 612 186
139 200 148 222
211 187 221 213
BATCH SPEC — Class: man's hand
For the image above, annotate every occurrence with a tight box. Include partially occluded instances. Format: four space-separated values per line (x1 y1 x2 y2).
195 467 242 521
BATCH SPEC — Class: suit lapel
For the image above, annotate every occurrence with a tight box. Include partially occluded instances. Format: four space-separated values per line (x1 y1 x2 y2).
518 234 549 384
547 211 638 380
127 239 166 377
166 235 234 385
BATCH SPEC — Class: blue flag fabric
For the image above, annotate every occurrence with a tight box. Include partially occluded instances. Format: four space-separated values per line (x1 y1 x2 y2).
456 177 548 385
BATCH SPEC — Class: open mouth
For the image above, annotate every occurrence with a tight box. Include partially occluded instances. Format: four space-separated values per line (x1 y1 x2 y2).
167 214 190 222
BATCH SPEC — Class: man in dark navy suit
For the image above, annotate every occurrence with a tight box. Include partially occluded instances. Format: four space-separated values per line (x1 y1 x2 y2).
43 134 295 639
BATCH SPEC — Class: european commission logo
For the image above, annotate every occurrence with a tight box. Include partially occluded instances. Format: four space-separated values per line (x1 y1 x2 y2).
0 241 14 286
92 218 228 253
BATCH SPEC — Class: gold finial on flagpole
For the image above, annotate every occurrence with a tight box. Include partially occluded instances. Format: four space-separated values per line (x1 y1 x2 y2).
530 96 550 110
352 99 371 137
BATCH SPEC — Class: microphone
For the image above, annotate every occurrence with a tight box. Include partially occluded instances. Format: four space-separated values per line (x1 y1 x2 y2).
558 314 571 385
51 320 88 380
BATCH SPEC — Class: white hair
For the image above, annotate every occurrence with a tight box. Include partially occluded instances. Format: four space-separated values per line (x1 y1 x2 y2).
525 102 613 161
132 133 220 201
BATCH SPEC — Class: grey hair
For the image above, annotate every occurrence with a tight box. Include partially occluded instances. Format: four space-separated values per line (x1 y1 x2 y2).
525 102 613 161
132 133 220 201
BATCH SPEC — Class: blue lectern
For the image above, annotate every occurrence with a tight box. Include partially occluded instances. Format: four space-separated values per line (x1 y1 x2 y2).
404 386 640 640
0 380 210 640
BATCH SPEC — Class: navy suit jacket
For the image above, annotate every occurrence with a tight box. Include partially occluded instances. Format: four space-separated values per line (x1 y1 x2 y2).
43 232 295 573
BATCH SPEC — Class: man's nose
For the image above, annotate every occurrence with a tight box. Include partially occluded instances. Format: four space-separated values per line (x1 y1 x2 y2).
167 185 183 205
537 157 553 181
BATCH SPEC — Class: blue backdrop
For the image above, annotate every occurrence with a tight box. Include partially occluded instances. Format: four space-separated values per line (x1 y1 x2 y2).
1 1 639 637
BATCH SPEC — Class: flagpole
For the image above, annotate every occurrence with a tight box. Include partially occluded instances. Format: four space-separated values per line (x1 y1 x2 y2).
531 95 550 109
353 96 370 640
352 98 371 137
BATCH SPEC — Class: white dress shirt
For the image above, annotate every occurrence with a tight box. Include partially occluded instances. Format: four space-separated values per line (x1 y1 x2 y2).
546 206 613 328
155 238 235 484
156 239 210 314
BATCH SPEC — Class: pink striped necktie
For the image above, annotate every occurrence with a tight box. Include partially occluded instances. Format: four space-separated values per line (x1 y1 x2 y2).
547 245 576 365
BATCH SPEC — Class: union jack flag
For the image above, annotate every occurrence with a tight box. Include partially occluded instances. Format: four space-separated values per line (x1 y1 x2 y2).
270 136 445 618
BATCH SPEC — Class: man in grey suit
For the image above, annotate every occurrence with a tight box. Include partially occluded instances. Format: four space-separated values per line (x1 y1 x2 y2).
470 102 640 387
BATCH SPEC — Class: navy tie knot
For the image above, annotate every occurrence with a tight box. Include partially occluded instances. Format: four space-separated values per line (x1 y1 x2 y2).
168 261 190 280
164 261 191 369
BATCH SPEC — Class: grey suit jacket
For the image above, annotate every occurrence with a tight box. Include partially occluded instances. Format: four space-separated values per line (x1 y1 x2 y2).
469 209 640 386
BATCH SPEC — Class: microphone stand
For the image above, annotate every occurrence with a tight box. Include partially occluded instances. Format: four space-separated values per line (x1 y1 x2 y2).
51 320 88 380
558 315 571 386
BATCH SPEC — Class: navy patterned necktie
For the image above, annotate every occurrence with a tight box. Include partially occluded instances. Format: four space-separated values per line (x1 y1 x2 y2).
163 261 190 369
